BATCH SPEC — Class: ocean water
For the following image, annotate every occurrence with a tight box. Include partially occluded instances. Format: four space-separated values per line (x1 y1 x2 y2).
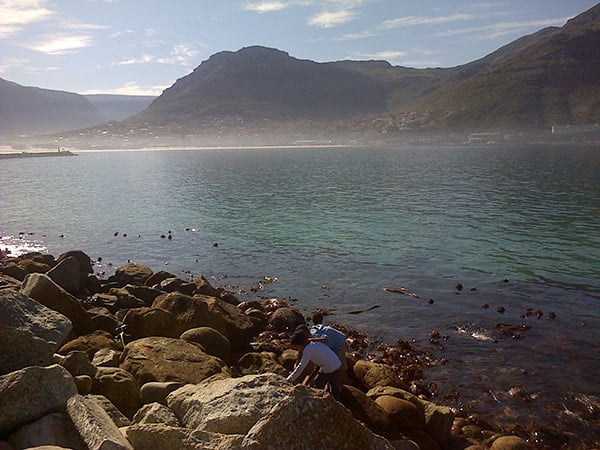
1 144 599 443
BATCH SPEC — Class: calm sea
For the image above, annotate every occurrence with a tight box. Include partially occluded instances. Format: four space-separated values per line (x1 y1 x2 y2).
1 144 599 443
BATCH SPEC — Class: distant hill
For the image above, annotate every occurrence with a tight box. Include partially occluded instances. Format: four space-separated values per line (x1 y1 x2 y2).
84 94 155 121
4 3 598 146
0 78 106 137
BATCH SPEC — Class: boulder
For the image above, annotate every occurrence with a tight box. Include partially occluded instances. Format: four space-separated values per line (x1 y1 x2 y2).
0 365 77 436
114 263 153 286
122 285 162 306
0 289 72 375
140 382 183 405
47 256 88 297
267 306 305 332
120 337 230 385
160 277 196 295
167 373 294 435
108 287 146 310
56 250 93 275
85 394 131 427
123 307 178 340
59 351 97 378
375 395 425 431
339 385 395 438
180 327 231 361
0 262 27 281
367 385 454 448
92 367 142 419
241 385 394 449
66 394 134 450
235 352 288 377
91 348 121 368
21 273 94 336
87 307 119 333
194 275 221 297
152 292 255 351
354 360 401 389
16 258 52 274
58 330 121 359
125 423 244 450
7 412 87 450
490 436 533 450
73 375 93 394
132 403 180 426
144 270 175 287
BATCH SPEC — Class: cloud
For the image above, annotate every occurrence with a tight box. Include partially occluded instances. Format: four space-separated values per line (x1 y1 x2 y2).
309 9 358 28
28 35 93 54
436 17 570 39
336 30 375 40
382 13 473 29
82 81 166 96
0 0 53 35
115 44 199 67
244 1 288 13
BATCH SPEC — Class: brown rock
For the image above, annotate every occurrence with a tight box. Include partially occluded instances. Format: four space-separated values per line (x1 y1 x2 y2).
123 307 178 340
354 359 401 389
144 270 175 287
375 395 425 431
114 263 153 286
120 336 230 385
490 436 533 450
47 256 84 296
180 327 231 361
92 367 142 418
236 352 288 377
339 385 395 438
7 412 87 450
58 330 121 359
267 306 305 332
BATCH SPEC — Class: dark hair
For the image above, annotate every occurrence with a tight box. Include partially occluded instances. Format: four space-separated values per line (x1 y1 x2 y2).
312 311 324 325
291 331 308 346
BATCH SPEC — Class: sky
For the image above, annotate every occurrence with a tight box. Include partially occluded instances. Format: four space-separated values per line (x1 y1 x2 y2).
0 0 598 96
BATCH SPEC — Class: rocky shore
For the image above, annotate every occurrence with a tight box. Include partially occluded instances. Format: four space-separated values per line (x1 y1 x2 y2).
0 249 537 449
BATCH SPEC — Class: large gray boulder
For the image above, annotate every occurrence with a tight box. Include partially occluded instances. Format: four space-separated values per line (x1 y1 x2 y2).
48 252 92 297
120 337 230 385
167 373 294 435
125 423 244 450
21 273 94 336
0 289 72 375
241 385 395 449
7 412 86 450
66 394 134 450
0 365 77 436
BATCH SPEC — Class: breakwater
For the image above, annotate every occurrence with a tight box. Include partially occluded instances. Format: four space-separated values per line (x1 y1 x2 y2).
0 249 551 450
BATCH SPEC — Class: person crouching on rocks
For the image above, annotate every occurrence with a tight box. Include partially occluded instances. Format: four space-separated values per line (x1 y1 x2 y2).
287 330 342 400
309 312 348 377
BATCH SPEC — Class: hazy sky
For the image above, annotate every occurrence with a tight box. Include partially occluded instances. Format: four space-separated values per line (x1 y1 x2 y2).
1 0 597 96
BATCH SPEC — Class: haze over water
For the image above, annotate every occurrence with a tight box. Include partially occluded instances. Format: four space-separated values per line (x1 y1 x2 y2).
2 144 599 443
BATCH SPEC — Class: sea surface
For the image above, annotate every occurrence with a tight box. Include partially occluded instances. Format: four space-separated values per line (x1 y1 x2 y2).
1 144 599 445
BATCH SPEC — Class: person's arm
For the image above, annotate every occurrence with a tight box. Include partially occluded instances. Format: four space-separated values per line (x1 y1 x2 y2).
287 347 312 383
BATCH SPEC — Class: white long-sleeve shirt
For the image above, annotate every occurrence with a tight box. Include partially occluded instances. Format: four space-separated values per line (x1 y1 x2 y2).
286 341 342 384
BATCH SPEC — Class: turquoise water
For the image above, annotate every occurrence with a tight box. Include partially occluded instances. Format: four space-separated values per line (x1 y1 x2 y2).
1 144 599 442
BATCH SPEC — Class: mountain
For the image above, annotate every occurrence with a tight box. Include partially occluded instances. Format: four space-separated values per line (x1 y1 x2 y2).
0 78 107 137
84 94 155 121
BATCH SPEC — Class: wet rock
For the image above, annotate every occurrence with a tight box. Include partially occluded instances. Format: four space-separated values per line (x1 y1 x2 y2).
7 412 86 450
167 373 294 435
66 394 134 450
123 307 178 340
267 306 305 332
0 289 72 375
180 326 231 361
120 336 230 385
240 384 394 449
92 367 142 419
0 365 77 436
114 263 153 286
